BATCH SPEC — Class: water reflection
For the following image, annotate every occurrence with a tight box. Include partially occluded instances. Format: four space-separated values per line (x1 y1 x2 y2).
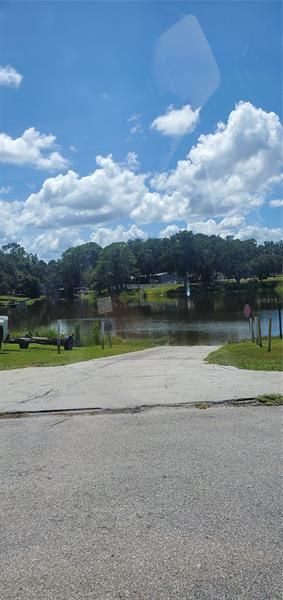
2 290 281 346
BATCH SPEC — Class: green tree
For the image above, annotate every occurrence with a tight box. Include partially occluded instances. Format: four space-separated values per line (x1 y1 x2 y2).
93 243 137 291
60 242 101 294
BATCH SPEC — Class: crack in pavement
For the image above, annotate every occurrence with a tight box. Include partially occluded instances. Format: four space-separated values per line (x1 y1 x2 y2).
20 388 55 404
0 397 274 420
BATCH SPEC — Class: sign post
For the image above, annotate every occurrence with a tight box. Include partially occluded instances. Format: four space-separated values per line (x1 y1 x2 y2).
97 296 113 350
57 320 61 354
101 318 105 350
267 318 272 352
278 305 282 339
258 317 262 347
254 316 259 345
243 304 253 341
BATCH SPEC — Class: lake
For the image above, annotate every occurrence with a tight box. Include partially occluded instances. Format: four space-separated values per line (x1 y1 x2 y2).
2 287 281 345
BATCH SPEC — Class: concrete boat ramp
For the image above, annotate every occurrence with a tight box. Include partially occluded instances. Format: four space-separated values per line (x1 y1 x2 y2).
0 346 281 414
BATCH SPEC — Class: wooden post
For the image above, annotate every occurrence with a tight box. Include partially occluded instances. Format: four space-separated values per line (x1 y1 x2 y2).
267 318 272 352
254 316 259 345
249 317 255 342
101 318 105 350
57 320 61 354
278 306 282 339
258 317 262 347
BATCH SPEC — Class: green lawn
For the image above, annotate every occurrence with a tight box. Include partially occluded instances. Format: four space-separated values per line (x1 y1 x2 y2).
119 284 184 303
0 295 46 306
144 283 184 300
0 338 161 370
206 338 283 371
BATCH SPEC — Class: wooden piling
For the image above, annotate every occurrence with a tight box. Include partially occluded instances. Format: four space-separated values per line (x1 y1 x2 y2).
278 306 282 339
254 316 259 345
267 318 272 352
258 317 262 347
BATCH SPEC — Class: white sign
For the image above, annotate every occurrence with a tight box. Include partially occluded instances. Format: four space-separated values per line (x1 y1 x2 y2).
97 296 112 315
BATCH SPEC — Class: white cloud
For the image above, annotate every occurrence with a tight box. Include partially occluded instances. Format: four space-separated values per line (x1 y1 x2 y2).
1 102 282 257
151 104 201 137
128 113 142 123
91 224 147 247
133 101 282 222
130 124 143 135
0 65 23 88
235 225 283 243
125 151 140 171
128 113 143 135
22 228 84 259
0 186 12 195
19 154 158 228
0 128 69 170
0 200 22 242
269 198 283 207
188 216 245 237
187 217 283 244
159 224 182 238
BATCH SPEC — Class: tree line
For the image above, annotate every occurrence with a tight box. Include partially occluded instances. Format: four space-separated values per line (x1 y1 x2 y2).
0 233 282 298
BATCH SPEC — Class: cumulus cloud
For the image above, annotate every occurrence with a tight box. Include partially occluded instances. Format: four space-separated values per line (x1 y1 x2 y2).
188 215 246 237
1 102 282 257
0 128 69 170
151 104 201 137
91 224 147 247
161 216 283 244
0 65 23 87
269 198 283 207
133 101 282 222
0 200 22 242
235 225 283 243
22 228 85 259
125 151 140 171
159 224 182 238
19 154 159 229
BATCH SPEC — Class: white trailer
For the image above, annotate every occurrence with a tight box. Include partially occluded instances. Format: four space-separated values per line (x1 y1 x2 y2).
0 315 9 344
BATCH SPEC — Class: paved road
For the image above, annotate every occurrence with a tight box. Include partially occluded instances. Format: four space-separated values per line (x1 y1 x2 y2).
0 405 282 599
0 346 282 413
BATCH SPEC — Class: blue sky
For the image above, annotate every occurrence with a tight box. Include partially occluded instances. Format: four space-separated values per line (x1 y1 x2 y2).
0 1 282 259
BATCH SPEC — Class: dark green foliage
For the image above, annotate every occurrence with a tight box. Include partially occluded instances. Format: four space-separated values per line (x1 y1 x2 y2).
93 242 137 291
0 235 282 298
50 242 101 295
0 243 47 298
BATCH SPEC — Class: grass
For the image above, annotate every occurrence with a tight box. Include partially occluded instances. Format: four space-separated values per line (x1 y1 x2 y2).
189 275 283 296
144 283 183 300
0 338 163 370
256 393 283 406
274 280 283 299
78 291 97 303
206 338 283 371
0 295 46 306
119 289 140 303
119 284 184 303
195 402 209 409
119 276 283 303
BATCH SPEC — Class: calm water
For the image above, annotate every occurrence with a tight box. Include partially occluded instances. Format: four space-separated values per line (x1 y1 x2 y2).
2 288 281 345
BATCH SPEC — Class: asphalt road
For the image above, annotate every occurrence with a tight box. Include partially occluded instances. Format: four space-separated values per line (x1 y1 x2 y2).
1 405 282 599
0 346 282 413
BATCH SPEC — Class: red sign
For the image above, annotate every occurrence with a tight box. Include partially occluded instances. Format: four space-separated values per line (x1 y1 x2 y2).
243 304 252 318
